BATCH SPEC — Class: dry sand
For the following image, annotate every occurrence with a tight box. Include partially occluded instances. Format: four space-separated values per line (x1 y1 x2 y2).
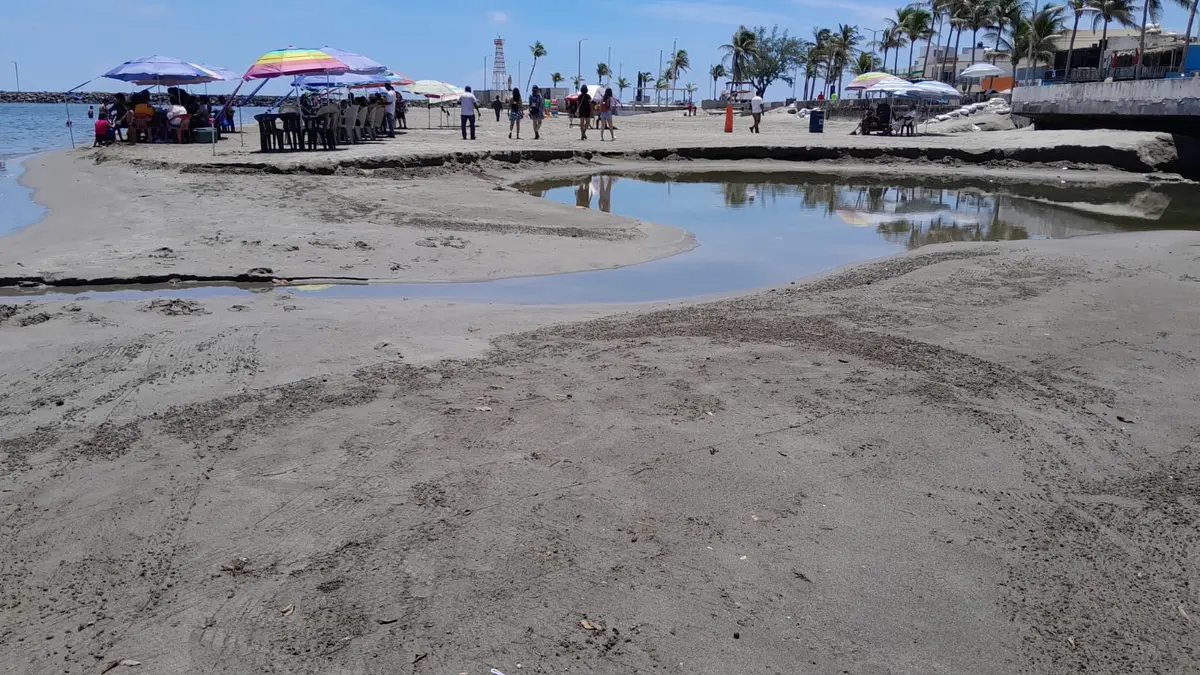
2 115 1199 675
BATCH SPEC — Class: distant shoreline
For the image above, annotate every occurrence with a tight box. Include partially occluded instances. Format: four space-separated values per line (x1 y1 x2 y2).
0 91 277 106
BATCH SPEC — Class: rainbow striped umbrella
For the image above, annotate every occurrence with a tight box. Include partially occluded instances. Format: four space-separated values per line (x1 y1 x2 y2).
244 47 349 80
845 71 896 90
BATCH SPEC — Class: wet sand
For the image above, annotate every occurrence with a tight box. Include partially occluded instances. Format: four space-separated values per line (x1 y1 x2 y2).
2 115 1199 675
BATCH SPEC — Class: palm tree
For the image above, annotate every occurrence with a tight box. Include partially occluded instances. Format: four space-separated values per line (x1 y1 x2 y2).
669 49 691 92
637 70 654 102
809 27 833 97
991 0 1025 64
571 75 582 88
803 56 821 99
918 0 952 78
1179 0 1198 73
885 8 914 73
550 72 564 89
1062 0 1094 78
720 26 760 82
616 76 631 99
527 41 547 89
826 24 862 95
963 0 996 67
903 7 935 76
1135 0 1190 78
852 51 884 74
710 63 727 99
1015 4 1066 75
880 25 907 73
596 63 611 86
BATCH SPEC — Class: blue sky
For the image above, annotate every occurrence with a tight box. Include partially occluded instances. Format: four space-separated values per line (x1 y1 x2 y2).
1 0 1193 99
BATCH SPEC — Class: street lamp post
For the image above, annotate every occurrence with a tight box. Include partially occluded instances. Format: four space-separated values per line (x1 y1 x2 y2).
577 38 587 91
484 55 490 92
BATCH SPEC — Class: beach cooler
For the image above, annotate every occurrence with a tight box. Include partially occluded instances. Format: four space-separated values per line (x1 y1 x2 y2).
808 109 825 133
194 127 218 143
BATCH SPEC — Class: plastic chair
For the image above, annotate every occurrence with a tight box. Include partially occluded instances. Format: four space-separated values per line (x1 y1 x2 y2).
130 113 154 144
280 113 303 150
355 106 370 140
341 105 360 143
173 115 192 143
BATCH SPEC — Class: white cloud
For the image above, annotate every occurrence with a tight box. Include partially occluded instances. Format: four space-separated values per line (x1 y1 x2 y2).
487 10 509 23
791 0 893 24
638 1 792 26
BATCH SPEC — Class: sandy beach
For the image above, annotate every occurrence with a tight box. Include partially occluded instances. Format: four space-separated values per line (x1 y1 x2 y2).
2 114 1199 674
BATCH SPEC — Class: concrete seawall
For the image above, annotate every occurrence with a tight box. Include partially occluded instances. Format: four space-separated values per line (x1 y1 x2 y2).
1013 79 1200 134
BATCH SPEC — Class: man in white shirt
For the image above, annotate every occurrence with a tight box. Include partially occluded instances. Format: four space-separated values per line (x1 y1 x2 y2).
459 86 478 140
383 84 397 137
750 89 764 134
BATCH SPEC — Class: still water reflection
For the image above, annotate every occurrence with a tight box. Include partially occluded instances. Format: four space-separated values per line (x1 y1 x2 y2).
10 172 1196 305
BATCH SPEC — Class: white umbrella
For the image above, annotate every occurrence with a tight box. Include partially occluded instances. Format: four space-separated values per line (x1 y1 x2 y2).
409 80 461 98
910 80 962 99
960 63 1004 78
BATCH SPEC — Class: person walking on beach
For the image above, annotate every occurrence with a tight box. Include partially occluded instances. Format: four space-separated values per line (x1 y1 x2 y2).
459 86 478 140
528 85 545 140
492 96 503 122
383 84 397 137
576 85 593 140
508 88 524 139
750 88 764 133
396 95 408 129
599 88 615 141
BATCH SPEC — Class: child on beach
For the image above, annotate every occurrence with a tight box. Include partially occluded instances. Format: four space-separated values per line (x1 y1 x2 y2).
94 118 114 146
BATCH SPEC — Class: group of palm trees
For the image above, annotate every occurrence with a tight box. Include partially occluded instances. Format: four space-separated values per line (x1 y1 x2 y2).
714 24 867 100
876 0 1196 84
522 41 696 103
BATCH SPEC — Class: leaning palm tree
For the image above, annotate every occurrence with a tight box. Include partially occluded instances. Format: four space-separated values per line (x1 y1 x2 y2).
710 63 727 99
903 7 935 76
720 26 760 83
596 63 611 86
550 72 564 89
1062 0 1095 78
669 49 691 92
527 41 547 89
616 76 631 99
1178 0 1198 72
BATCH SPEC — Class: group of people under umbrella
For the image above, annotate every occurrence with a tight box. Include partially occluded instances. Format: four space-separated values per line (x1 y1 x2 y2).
842 71 969 136
85 47 467 151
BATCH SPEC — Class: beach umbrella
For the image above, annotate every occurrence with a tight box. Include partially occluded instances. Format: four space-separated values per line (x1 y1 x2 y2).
244 47 350 79
368 70 415 87
909 80 962 99
845 72 896 90
191 64 241 82
959 63 1004 78
292 71 390 89
318 46 388 74
104 56 219 86
408 80 462 98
